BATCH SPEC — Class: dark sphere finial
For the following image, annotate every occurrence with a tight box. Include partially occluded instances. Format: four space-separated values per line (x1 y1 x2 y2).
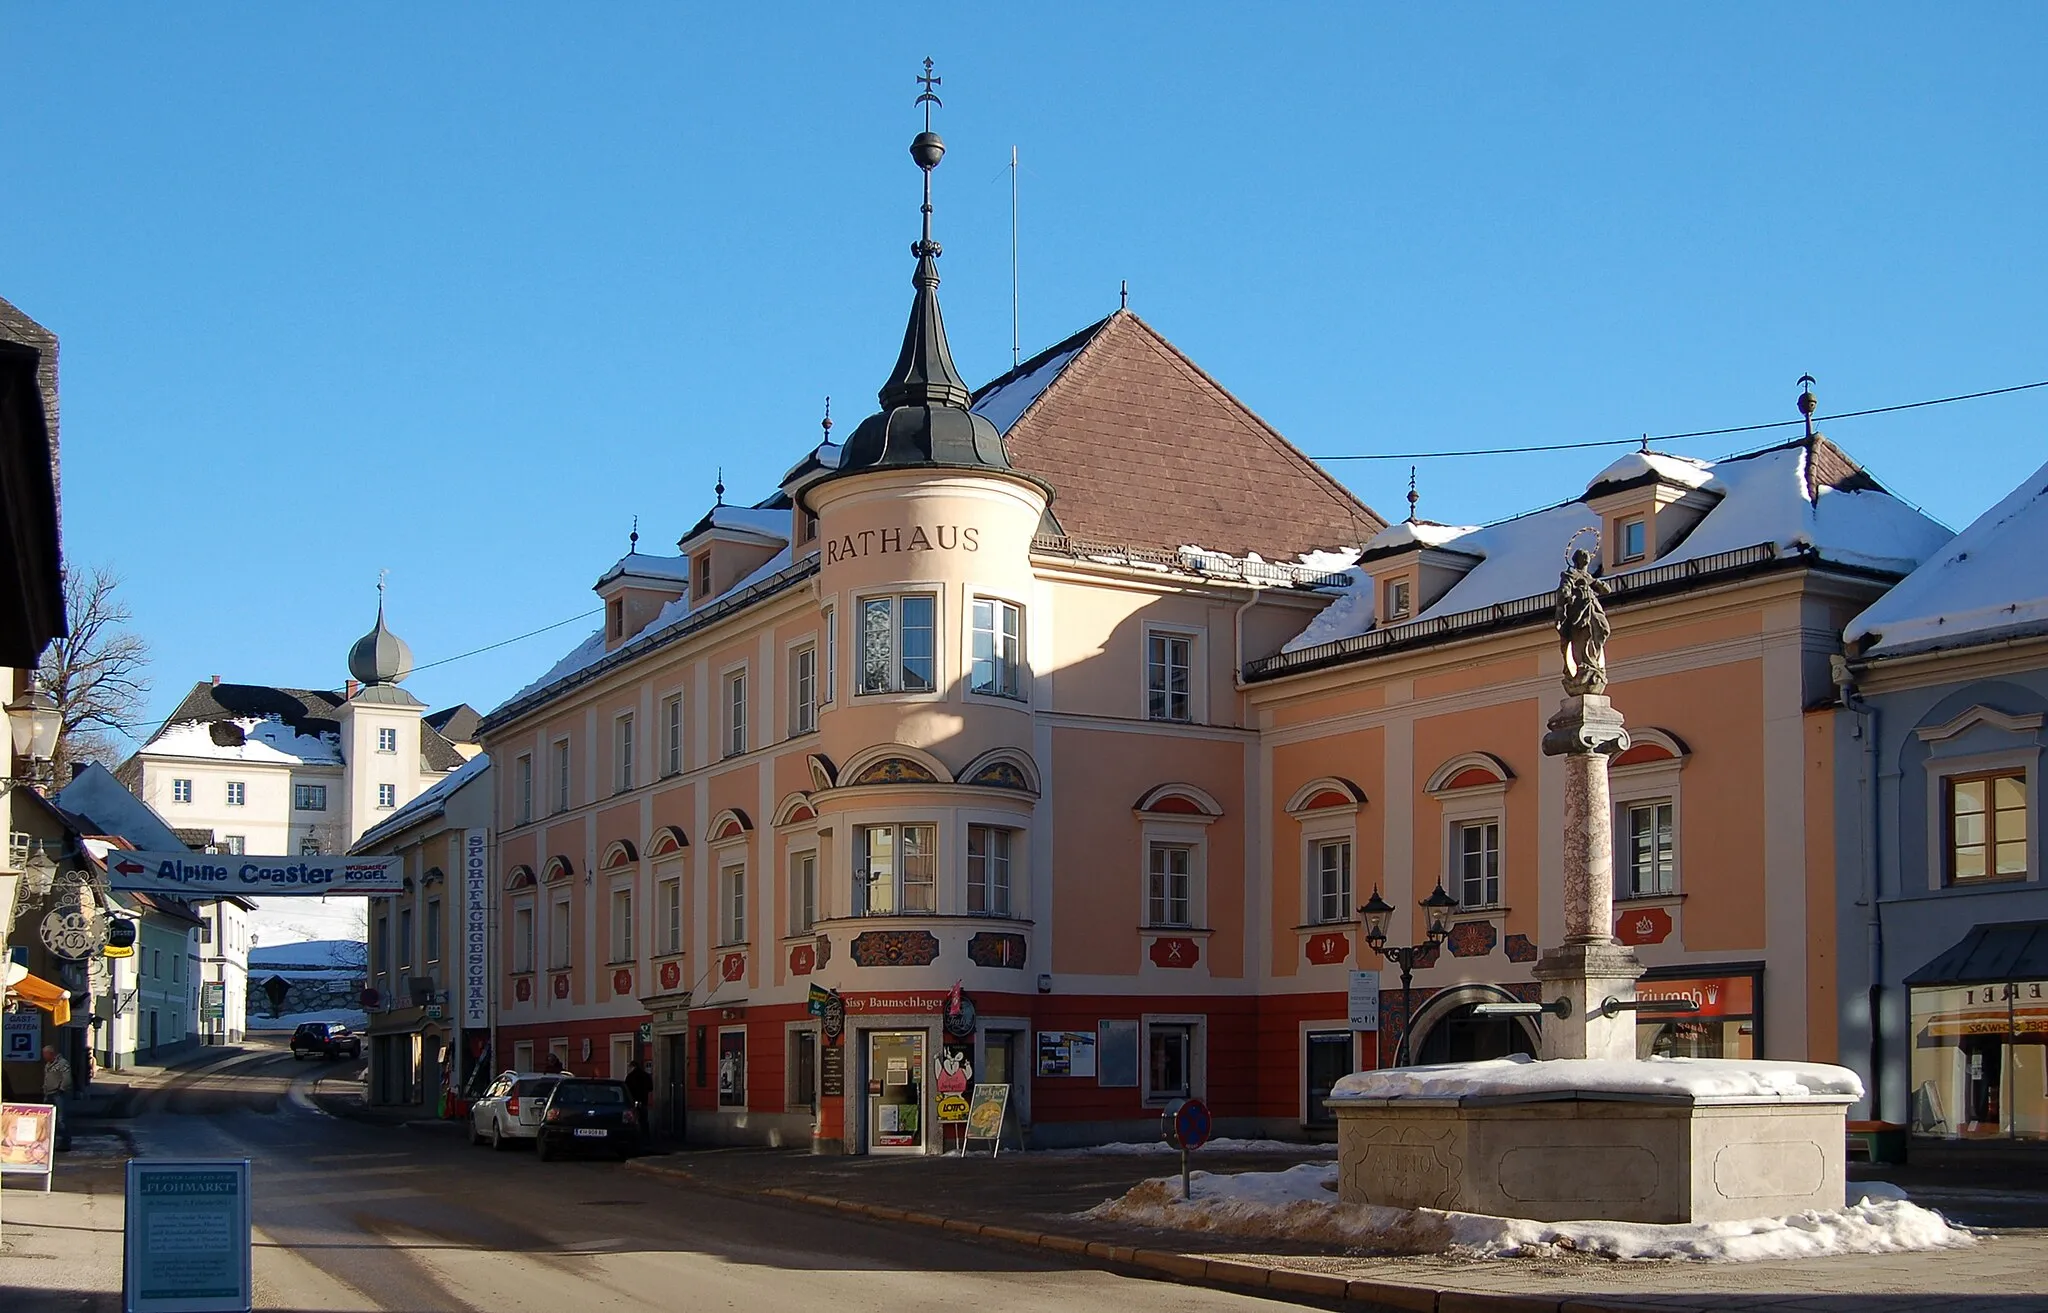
911 130 945 172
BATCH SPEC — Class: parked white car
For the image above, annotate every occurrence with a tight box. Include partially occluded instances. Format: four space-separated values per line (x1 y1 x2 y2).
468 1072 564 1150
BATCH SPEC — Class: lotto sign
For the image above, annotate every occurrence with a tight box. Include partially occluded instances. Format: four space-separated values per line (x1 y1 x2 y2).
462 830 490 1029
123 1159 252 1313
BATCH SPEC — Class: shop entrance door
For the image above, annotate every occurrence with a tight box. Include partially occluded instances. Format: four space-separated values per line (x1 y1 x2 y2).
983 1029 1022 1144
660 1033 687 1141
1304 1031 1352 1126
866 1031 925 1154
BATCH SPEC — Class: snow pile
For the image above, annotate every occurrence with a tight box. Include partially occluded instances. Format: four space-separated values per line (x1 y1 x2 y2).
1846 457 2048 657
1329 1054 1863 1102
1283 549 1370 653
149 716 342 766
1045 1137 1338 1157
1085 1163 1974 1262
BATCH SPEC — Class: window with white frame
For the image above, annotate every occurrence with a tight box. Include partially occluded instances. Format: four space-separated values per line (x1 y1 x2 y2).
1456 820 1501 907
1314 839 1352 924
1384 577 1412 623
172 778 192 804
377 726 398 754
658 876 682 955
1146 632 1192 722
790 644 817 736
614 712 635 793
1147 843 1193 927
1145 1021 1195 1101
512 904 535 973
294 783 326 810
720 863 747 945
858 593 936 694
821 607 835 704
662 695 682 776
515 754 533 824
970 598 1023 698
549 896 571 969
694 553 712 600
552 739 571 813
609 887 633 962
855 823 936 915
789 850 817 934
377 783 396 809
967 825 1013 916
1618 515 1648 564
225 781 246 807
724 669 747 757
225 835 245 856
1623 800 1675 896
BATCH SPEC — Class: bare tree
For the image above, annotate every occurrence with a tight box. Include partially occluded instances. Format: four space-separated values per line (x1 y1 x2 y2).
38 565 151 776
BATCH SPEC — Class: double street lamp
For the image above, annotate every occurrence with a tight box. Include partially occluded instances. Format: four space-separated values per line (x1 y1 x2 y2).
1359 883 1459 1066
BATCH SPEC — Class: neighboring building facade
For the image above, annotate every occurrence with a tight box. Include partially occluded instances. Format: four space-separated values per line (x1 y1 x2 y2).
196 896 255 1044
352 753 492 1109
1836 458 2048 1139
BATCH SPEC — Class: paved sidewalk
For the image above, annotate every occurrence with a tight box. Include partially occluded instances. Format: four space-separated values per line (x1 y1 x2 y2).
623 1145 2048 1312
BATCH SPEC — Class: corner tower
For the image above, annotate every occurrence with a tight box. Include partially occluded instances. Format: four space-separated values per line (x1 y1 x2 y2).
336 581 429 845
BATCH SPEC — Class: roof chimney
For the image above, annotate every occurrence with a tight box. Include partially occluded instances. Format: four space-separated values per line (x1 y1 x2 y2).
345 679 361 700
210 674 221 687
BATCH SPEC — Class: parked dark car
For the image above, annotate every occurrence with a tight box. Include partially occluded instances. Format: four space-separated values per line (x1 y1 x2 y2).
533 1079 638 1160
290 1022 363 1060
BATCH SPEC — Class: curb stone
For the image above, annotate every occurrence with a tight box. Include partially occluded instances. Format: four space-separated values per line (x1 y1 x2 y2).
619 1155 1671 1313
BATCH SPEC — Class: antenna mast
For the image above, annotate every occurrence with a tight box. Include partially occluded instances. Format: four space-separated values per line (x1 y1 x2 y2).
1010 145 1021 369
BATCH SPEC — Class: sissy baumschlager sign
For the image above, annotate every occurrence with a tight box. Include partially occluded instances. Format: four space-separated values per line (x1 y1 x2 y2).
104 851 404 896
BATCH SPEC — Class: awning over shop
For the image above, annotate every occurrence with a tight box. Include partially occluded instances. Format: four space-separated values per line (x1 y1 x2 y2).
1904 921 2048 988
4 963 71 1027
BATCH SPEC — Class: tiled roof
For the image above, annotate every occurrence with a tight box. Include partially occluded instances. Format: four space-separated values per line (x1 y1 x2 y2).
421 724 466 772
153 681 345 742
424 704 481 745
983 311 1385 559
173 827 216 849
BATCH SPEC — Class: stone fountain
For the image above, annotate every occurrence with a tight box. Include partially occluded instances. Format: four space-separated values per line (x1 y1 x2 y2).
1328 545 1856 1224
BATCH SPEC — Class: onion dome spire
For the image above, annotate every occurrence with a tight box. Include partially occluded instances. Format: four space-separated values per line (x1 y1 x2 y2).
347 573 413 687
837 59 1013 476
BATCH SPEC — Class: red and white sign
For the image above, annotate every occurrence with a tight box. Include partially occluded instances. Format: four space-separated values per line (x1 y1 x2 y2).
1305 931 1350 966
551 974 570 999
788 943 816 976
720 952 746 983
514 977 532 1002
1638 975 1752 1018
1149 937 1201 968
659 960 683 992
611 968 632 996
1615 905 1674 946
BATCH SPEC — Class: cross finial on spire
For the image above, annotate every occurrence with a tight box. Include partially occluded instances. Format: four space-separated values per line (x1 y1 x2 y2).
909 59 946 260
916 57 942 131
1640 433 1650 453
1797 374 1818 439
1120 279 1129 310
1406 466 1419 522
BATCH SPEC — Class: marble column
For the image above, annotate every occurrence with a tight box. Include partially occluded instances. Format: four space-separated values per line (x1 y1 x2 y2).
1533 693 1643 1061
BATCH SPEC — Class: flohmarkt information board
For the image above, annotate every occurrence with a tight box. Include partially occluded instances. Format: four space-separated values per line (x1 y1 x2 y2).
123 1158 251 1313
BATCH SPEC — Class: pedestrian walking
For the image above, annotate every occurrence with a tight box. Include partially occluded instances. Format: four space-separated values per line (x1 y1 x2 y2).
625 1060 653 1148
43 1044 73 1151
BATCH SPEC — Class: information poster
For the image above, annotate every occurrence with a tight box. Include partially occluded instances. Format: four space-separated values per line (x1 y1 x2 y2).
1035 1030 1097 1077
1348 970 1382 1031
966 1083 1009 1144
123 1158 251 1313
0 1102 56 1181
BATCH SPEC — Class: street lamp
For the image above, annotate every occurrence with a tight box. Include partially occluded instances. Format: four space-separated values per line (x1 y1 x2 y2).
5 680 61 791
1359 883 1458 1066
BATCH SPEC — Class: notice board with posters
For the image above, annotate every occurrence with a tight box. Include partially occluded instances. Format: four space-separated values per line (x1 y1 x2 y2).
123 1158 251 1313
0 1102 56 1188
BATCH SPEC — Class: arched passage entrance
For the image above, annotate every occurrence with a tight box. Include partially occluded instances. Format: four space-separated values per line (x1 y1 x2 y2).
1408 983 1541 1065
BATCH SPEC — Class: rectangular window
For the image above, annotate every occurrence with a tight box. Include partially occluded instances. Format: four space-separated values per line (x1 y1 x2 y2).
1146 633 1192 722
614 713 635 793
721 864 747 945
1458 820 1502 907
970 598 1024 698
172 779 192 805
695 553 712 600
398 907 413 969
1315 839 1352 924
821 607 835 704
659 878 682 955
1625 800 1676 896
224 835 245 856
606 596 624 640
294 783 327 811
717 1029 746 1107
1147 843 1192 927
377 783 397 809
549 898 571 969
858 593 937 695
610 888 633 962
1948 771 2028 883
790 850 817 934
1619 516 1648 563
724 670 748 757
788 1029 818 1111
300 832 322 855
513 905 535 973
375 915 389 976
662 696 682 776
790 644 817 736
1147 1023 1194 1101
225 781 246 807
377 726 398 754
425 899 443 963
1384 577 1412 622
967 825 1013 916
553 739 571 813
856 823 937 915
516 754 534 824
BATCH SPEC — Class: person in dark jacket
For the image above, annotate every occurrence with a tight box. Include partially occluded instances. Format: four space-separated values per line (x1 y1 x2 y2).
624 1061 654 1146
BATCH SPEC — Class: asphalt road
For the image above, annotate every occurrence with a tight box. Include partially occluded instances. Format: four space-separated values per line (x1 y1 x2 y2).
98 1042 1308 1313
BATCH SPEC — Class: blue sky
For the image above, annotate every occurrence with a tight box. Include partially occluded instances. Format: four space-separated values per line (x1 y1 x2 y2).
6 6 2045 741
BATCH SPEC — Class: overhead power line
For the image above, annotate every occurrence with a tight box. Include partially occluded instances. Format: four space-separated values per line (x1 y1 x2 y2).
407 606 604 675
1313 377 2048 463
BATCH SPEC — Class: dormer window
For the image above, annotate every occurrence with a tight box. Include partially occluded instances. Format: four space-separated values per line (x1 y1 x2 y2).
606 597 624 640
694 553 713 600
1617 516 1648 565
802 513 818 544
1384 578 1412 623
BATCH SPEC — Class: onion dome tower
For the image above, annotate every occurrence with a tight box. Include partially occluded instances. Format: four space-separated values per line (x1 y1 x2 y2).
348 577 413 686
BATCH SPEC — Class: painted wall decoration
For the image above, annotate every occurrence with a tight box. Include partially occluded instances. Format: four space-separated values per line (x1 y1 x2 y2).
789 942 817 975
514 977 532 1002
551 974 569 999
1304 930 1350 965
1446 920 1498 958
1615 905 1674 946
850 929 941 967
849 756 939 786
966 760 1032 791
658 960 683 992
814 935 832 971
1503 933 1539 963
1410 942 1442 971
966 931 1027 968
1148 936 1201 968
720 951 747 982
611 968 632 996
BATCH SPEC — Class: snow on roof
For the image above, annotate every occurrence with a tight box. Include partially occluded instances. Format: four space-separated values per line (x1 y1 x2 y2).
502 626 608 707
596 553 694 587
249 938 365 970
1282 442 1952 652
1586 449 1713 493
1281 548 1371 653
1330 1054 1863 1102
681 505 791 546
353 752 490 851
57 763 191 852
972 341 1085 434
145 715 343 766
1361 519 1482 555
1846 456 2048 658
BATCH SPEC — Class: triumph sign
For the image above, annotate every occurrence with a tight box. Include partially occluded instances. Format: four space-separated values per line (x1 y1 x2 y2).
104 851 405 895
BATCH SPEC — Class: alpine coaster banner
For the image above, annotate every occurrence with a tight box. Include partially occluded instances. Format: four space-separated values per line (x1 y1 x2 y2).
103 851 405 895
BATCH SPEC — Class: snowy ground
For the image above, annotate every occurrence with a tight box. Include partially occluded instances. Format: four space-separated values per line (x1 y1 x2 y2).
1040 1138 1339 1157
1084 1163 1975 1262
249 1009 368 1031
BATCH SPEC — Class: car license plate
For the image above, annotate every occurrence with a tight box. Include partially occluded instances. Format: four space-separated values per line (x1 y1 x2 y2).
573 1128 608 1138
